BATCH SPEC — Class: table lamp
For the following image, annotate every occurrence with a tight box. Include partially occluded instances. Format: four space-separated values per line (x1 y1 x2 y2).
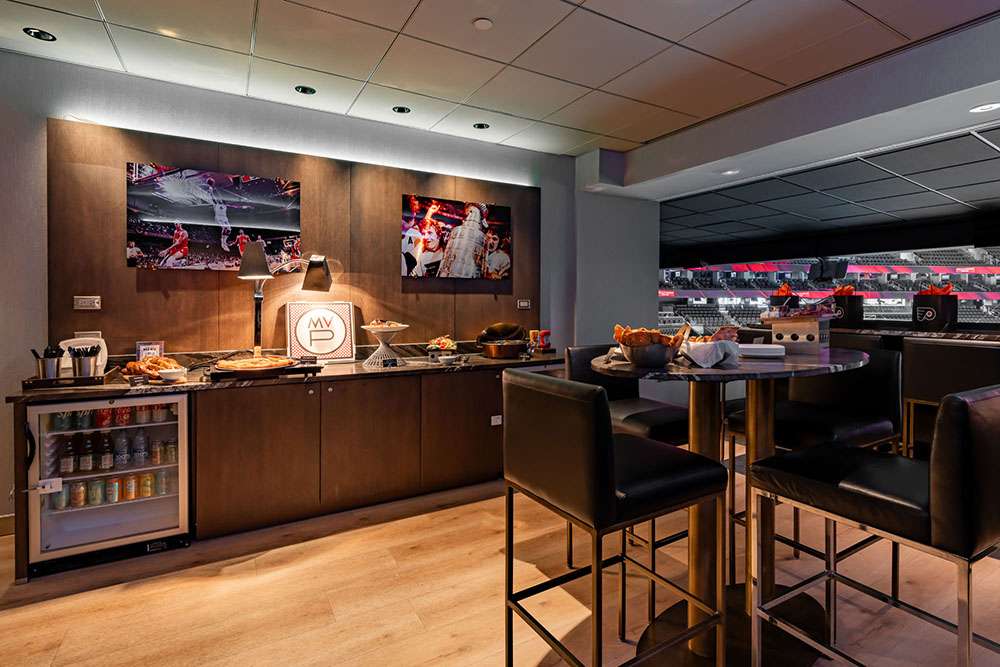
237 243 333 351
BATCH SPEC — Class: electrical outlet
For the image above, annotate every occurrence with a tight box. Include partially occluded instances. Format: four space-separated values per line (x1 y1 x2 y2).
73 296 101 310
516 299 531 310
490 415 503 426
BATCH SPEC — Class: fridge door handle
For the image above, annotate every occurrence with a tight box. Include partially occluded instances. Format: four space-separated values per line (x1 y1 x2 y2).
24 419 36 471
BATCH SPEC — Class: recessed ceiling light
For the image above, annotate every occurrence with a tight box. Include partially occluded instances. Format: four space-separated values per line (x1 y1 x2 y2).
719 168 741 176
392 106 411 114
294 85 316 95
157 28 178 38
472 122 490 130
23 27 56 42
472 17 494 31
969 103 1000 113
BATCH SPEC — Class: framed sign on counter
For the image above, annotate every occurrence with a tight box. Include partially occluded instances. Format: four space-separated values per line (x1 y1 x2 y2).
286 301 355 364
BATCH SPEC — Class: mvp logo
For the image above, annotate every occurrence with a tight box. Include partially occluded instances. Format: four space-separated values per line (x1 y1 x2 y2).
296 308 347 355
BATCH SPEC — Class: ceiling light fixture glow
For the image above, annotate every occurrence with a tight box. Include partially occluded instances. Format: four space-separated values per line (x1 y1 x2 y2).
294 85 316 95
23 27 56 42
969 103 1000 113
472 17 494 31
472 122 490 129
392 106 411 114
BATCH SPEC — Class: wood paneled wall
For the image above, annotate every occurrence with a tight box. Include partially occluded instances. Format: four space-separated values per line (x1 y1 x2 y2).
47 119 540 354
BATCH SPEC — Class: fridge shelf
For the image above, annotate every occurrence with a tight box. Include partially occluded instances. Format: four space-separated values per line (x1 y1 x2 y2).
58 462 179 482
47 493 179 515
45 420 178 437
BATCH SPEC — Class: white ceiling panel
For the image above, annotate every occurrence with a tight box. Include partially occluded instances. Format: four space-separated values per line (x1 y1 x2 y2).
348 83 457 129
111 26 249 95
513 8 666 87
582 0 749 41
253 0 394 80
0 2 120 70
501 121 597 154
431 106 532 143
602 45 783 117
465 67 587 120
682 0 902 84
99 0 255 53
288 0 420 31
565 135 642 156
371 35 503 102
20 0 100 19
404 0 574 62
850 0 1000 40
249 58 363 114
544 90 691 140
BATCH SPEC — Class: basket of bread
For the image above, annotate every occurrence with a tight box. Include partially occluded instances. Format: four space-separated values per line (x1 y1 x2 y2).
613 323 690 368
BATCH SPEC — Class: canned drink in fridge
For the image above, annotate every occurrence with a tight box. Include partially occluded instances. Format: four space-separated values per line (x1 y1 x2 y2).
95 408 113 428
51 485 70 511
150 440 163 465
123 475 138 501
135 405 151 425
75 410 93 430
114 406 133 426
113 431 130 469
151 404 169 422
53 411 73 431
165 440 178 464
155 469 169 496
70 481 87 508
87 479 105 506
139 473 154 498
105 477 121 503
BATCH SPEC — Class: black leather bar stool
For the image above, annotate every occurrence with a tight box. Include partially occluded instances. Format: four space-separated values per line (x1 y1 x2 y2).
726 347 901 575
749 385 1000 666
565 345 691 565
503 369 727 666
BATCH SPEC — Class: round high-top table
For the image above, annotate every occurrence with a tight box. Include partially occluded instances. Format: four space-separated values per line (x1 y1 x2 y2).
592 348 868 664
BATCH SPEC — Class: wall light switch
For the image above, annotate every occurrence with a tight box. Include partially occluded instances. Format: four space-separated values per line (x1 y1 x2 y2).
516 299 531 310
491 415 503 426
73 296 101 310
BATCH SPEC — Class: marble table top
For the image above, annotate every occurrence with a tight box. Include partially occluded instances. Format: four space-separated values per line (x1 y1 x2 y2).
591 347 868 382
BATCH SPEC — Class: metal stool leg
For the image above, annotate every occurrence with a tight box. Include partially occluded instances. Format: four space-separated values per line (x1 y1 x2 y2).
793 507 801 559
958 560 972 666
825 518 838 646
619 530 627 641
505 486 514 667
891 542 900 600
648 519 656 624
593 531 604 667
728 434 737 585
716 497 726 667
751 491 764 667
566 520 574 569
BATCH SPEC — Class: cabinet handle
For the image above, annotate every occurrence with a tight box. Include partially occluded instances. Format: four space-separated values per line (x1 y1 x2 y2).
307 389 315 395
327 386 333 393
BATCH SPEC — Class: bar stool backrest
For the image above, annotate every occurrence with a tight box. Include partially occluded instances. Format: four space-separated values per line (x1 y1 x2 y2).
787 348 902 432
502 369 617 528
930 384 1000 558
565 344 640 401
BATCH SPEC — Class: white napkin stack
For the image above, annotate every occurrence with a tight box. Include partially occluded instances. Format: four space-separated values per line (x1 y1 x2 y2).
681 340 740 368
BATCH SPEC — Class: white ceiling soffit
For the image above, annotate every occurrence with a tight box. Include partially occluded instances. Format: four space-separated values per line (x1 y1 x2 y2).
2 0 1000 156
582 14 1000 199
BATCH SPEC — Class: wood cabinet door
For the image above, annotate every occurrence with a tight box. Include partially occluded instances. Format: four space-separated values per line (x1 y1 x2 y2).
420 370 503 492
320 376 421 512
194 384 320 538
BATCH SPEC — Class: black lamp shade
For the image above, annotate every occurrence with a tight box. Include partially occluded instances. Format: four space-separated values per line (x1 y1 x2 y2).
237 243 272 280
302 255 333 291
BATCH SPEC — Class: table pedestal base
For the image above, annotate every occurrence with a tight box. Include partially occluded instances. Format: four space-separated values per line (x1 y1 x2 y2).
635 584 824 666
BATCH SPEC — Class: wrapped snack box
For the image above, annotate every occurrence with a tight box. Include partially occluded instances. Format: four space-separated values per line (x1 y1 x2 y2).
832 284 864 328
912 283 957 332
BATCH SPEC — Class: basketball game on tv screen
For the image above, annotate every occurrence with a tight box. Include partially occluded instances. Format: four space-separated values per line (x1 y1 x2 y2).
401 194 512 280
126 162 301 272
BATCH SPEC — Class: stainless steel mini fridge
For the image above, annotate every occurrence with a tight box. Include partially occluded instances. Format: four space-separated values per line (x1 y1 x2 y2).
25 394 189 570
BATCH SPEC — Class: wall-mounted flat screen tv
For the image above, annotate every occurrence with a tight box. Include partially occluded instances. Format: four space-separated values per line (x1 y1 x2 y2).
401 194 511 280
126 162 301 272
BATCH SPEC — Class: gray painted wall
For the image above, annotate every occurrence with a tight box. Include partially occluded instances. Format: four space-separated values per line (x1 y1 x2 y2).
0 50 580 517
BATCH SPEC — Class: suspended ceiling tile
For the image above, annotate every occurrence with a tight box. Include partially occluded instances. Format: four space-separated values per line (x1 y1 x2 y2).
867 134 1000 175
19 1 100 19
849 0 1000 39
431 106 533 143
862 190 956 212
660 204 696 218
699 221 763 234
904 158 1000 190
500 122 597 154
783 160 891 190
720 179 810 202
465 67 588 121
764 191 842 213
404 0 574 62
0 2 121 70
979 127 1000 148
826 213 896 227
290 0 419 30
614 105 695 142
940 180 1000 203
662 226 723 240
99 0 255 52
248 58 363 115
254 0 394 80
824 177 924 201
664 212 730 227
709 203 781 220
671 192 745 212
565 135 641 157
602 45 783 117
582 0 749 41
730 229 777 238
371 35 503 102
111 26 248 94
543 90 690 141
812 202 878 220
513 8 666 88
893 203 976 220
751 213 818 230
348 83 457 129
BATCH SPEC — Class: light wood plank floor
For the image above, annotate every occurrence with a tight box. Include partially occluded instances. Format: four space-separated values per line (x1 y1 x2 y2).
1 457 998 666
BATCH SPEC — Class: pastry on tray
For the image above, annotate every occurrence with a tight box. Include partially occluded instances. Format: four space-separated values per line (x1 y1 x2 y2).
215 355 296 371
123 355 182 379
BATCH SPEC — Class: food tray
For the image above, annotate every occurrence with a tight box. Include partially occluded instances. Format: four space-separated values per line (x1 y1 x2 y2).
22 368 118 390
207 363 322 382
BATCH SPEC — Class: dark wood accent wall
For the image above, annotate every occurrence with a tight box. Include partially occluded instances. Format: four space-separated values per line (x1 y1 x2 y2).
47 119 541 354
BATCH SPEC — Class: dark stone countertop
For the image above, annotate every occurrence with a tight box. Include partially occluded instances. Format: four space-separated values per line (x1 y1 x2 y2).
831 328 1000 342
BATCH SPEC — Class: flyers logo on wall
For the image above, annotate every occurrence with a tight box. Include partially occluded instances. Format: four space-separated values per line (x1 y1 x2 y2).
286 301 355 363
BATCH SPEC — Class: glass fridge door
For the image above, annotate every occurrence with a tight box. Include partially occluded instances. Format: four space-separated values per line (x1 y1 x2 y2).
27 394 188 562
